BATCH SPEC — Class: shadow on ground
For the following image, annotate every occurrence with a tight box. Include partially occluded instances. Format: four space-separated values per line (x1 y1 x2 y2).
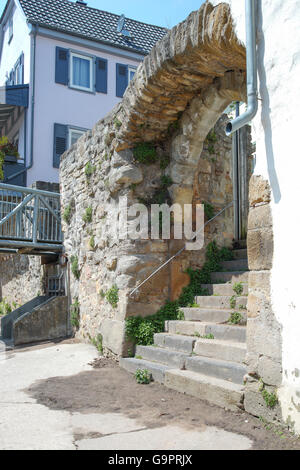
26 358 300 450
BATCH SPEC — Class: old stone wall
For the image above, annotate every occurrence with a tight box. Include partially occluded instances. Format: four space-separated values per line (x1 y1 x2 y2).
60 2 247 357
0 254 45 307
244 175 282 423
60 114 236 356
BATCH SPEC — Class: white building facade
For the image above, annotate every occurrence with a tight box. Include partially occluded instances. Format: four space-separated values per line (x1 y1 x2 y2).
212 0 300 433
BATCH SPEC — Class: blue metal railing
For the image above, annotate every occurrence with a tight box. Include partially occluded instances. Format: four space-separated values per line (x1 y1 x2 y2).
0 183 62 252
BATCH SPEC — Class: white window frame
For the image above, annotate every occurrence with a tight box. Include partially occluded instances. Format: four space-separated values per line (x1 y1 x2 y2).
14 55 23 85
70 52 94 92
128 66 137 83
68 127 86 149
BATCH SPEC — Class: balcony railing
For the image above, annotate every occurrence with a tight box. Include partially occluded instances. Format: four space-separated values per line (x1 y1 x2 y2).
0 183 62 253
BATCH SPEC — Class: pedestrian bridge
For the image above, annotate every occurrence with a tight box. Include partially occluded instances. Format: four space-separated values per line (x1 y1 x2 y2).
0 183 63 256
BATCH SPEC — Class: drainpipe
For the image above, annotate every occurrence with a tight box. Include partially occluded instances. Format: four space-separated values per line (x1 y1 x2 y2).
28 24 37 173
226 0 258 136
233 102 240 240
5 24 37 183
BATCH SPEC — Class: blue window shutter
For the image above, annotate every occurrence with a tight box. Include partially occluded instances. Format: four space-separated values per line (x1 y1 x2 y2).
53 123 68 168
55 47 69 85
3 163 26 186
95 57 108 94
116 63 128 98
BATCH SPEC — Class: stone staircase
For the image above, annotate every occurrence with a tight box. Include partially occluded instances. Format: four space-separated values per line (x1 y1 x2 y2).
120 246 249 411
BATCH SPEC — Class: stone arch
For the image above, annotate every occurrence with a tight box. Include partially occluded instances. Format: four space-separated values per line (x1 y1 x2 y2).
60 2 248 356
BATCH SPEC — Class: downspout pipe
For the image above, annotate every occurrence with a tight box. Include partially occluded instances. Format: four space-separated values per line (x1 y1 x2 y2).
28 23 38 172
226 0 258 136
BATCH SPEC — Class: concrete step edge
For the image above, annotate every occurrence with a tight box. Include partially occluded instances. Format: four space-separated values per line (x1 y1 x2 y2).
194 338 246 349
166 369 244 393
164 370 245 411
120 357 170 384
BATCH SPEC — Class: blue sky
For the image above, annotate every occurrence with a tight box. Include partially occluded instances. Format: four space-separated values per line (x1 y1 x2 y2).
0 0 205 27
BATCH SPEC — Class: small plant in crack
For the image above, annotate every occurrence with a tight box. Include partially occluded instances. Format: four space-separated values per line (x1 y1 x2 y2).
85 162 96 179
135 369 152 384
70 298 80 329
202 201 215 220
70 256 80 280
259 380 278 408
83 207 93 224
106 285 119 308
233 282 244 296
63 204 72 224
91 334 103 354
230 295 237 309
228 312 244 325
89 235 95 250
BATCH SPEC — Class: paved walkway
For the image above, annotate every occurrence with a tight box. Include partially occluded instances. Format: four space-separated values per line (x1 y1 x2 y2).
0 342 253 450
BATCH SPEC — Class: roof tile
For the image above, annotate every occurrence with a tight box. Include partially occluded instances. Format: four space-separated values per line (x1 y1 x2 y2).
18 0 167 55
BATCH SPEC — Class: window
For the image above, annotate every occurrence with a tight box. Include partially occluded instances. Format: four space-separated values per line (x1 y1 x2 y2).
8 17 13 43
14 54 24 85
53 123 88 168
116 63 137 98
128 66 136 82
68 128 86 148
70 52 93 92
55 47 108 94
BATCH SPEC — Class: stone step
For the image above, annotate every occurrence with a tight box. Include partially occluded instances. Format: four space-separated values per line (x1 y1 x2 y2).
210 271 249 284
135 345 188 369
166 321 246 343
193 338 246 364
220 259 248 271
232 249 248 260
165 370 244 411
182 307 247 324
234 240 247 249
194 295 247 309
201 283 248 296
119 357 170 384
186 355 246 385
154 333 196 353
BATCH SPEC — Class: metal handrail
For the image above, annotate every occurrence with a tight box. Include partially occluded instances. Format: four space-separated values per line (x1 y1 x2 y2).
129 201 233 297
0 182 62 252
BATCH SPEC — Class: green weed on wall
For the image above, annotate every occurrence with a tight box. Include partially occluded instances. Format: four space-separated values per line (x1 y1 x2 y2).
125 241 233 347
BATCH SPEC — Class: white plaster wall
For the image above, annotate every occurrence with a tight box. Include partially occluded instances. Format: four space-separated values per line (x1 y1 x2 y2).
0 1 31 85
27 35 141 185
213 0 300 432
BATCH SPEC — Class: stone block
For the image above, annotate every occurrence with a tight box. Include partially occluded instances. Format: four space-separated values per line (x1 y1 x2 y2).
244 381 282 423
198 160 212 174
248 204 273 231
247 317 282 362
111 164 143 188
100 319 125 356
248 271 271 297
13 297 68 346
258 356 282 387
165 370 244 412
247 292 266 318
249 175 271 206
247 228 273 271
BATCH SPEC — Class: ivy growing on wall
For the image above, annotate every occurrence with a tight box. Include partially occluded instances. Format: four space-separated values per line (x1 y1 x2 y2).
133 142 158 164
85 162 96 179
70 298 80 329
71 256 80 280
83 207 93 224
125 241 233 347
